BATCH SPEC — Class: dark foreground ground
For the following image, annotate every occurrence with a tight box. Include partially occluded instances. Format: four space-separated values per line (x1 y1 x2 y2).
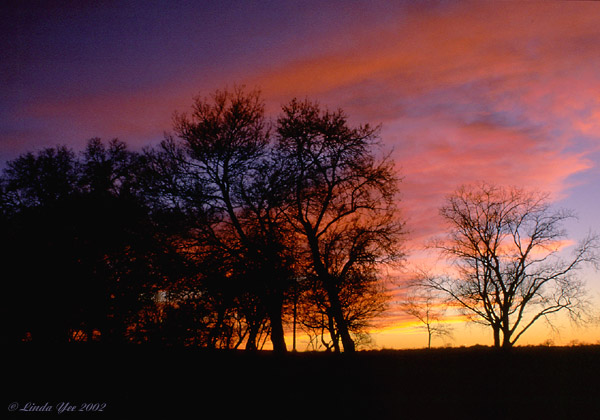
5 344 600 419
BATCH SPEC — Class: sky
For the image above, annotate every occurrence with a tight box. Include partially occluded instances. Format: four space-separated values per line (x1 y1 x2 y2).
2 0 599 348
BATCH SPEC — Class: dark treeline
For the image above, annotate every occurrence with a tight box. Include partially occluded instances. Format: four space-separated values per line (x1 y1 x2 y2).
0 87 404 353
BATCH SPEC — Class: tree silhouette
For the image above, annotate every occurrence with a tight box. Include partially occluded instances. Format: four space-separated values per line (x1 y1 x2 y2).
275 99 404 353
0 89 405 352
425 182 598 348
300 269 388 351
0 139 167 343
1 145 77 208
150 87 295 352
399 283 453 349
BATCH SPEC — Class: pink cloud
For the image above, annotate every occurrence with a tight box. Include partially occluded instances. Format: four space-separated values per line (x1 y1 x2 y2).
17 2 599 250
236 2 600 248
6 1 598 347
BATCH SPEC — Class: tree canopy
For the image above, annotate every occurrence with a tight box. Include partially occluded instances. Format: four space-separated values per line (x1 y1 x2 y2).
1 88 404 353
424 182 598 348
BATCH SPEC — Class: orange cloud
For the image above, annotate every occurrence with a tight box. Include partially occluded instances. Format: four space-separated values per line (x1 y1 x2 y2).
236 1 600 248
4 1 599 349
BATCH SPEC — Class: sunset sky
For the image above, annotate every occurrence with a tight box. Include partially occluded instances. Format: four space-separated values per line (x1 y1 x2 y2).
2 1 599 348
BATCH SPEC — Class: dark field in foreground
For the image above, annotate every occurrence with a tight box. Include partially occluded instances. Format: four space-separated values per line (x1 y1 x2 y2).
5 345 600 419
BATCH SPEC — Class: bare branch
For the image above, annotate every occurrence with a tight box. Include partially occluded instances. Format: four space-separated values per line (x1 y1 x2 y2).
430 182 597 348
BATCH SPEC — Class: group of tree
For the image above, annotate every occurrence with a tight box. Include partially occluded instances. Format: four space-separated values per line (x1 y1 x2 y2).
2 87 597 352
0 88 404 353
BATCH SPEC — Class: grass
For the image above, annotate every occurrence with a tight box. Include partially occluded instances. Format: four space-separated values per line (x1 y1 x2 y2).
5 344 600 419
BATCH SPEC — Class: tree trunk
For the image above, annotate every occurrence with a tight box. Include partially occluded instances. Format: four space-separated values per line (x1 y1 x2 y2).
325 282 355 353
500 311 512 348
501 327 512 349
267 296 287 354
246 323 258 352
493 327 500 348
326 307 341 353
292 290 298 352
306 233 356 353
207 307 226 348
427 324 432 349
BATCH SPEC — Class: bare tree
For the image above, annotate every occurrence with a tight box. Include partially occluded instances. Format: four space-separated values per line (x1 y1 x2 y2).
153 87 294 353
299 269 389 352
426 182 598 348
399 283 453 349
275 99 404 353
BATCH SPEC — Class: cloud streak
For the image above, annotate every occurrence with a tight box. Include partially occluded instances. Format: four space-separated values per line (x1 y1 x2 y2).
242 2 600 244
2 1 599 346
5 2 597 241
3 2 596 253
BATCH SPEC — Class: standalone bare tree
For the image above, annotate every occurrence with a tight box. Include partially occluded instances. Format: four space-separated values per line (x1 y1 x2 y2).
427 182 598 348
399 283 453 349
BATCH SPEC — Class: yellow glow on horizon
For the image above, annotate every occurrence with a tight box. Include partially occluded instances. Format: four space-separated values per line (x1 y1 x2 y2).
276 308 600 351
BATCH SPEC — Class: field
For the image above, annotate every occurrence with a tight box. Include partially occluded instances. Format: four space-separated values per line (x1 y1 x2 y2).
6 344 600 419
